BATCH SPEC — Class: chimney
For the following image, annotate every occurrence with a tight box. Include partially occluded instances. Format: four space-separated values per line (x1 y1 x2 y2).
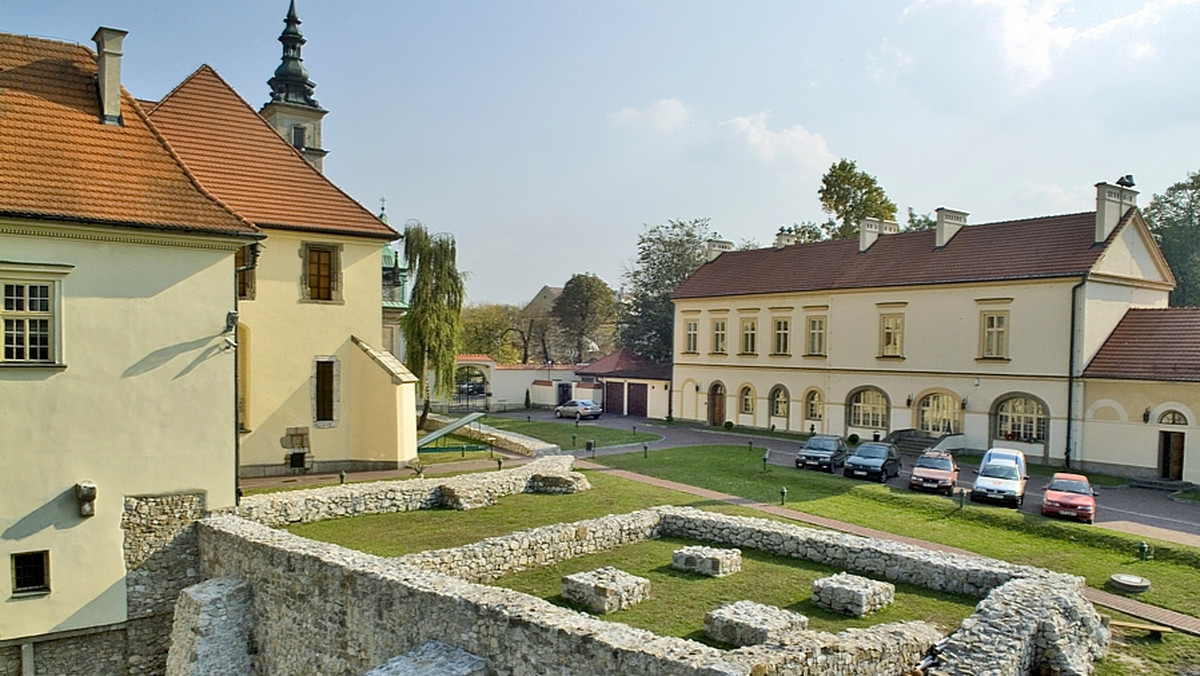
705 239 733 262
774 230 797 249
935 208 969 248
1095 179 1138 243
92 27 128 126
858 218 898 252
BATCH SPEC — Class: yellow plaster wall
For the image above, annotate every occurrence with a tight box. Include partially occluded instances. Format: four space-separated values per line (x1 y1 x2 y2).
1083 380 1199 482
0 225 238 640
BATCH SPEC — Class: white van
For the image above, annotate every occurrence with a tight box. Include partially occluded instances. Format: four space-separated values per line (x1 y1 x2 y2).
978 448 1027 478
970 448 1029 508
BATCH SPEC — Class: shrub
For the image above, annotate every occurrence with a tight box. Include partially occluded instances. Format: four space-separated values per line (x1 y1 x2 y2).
848 433 860 445
723 420 734 430
524 389 531 409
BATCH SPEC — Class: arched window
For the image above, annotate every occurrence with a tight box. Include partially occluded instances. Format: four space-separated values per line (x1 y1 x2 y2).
1160 410 1188 425
770 386 789 417
805 389 823 421
918 393 961 434
996 396 1048 442
849 388 888 429
740 386 754 415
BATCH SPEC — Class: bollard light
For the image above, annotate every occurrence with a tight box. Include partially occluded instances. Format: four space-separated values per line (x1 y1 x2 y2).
643 443 649 458
339 470 346 485
762 451 770 472
571 433 577 448
748 440 753 451
780 486 788 505
527 415 531 422
633 425 637 435
1138 541 1152 561
575 419 580 428
496 458 504 471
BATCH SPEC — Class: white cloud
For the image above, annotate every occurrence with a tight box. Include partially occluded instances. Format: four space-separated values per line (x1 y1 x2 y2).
1013 181 1090 211
869 38 915 86
607 99 696 132
719 113 836 168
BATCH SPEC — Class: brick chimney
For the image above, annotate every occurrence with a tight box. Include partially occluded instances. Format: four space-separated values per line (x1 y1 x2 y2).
935 208 969 248
92 27 128 126
705 239 733 262
858 218 898 252
1095 180 1138 243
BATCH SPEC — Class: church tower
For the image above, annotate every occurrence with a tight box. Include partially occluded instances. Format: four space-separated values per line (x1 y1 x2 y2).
260 1 329 172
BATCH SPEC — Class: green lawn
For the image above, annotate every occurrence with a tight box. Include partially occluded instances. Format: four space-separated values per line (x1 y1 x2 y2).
480 415 659 451
595 445 1200 618
1173 490 1200 503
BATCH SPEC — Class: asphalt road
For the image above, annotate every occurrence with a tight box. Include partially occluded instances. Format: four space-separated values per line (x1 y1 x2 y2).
495 409 1200 543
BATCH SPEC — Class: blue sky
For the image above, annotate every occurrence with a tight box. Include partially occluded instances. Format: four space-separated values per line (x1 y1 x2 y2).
7 1 1199 304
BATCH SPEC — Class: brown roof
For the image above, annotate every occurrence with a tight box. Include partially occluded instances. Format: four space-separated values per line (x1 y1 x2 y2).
673 212 1110 299
146 65 397 240
1083 308 1200 382
0 33 257 237
576 348 672 380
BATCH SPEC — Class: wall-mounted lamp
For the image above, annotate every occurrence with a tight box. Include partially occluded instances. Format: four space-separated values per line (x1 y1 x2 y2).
1143 407 1151 423
961 397 969 411
905 394 913 408
223 310 239 334
75 481 97 517
695 384 701 392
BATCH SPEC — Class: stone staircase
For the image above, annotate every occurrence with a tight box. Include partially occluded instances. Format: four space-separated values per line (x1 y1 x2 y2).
1129 478 1195 492
883 428 942 456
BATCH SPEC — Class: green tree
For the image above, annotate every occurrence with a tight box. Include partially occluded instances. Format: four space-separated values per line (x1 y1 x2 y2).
401 220 464 428
779 221 826 243
461 303 521 364
618 218 714 362
552 273 617 363
906 207 936 231
1144 171 1200 307
817 158 897 239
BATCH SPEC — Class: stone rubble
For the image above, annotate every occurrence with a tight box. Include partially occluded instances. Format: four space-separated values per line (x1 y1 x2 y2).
672 545 742 577
561 566 652 614
811 572 895 618
359 641 489 676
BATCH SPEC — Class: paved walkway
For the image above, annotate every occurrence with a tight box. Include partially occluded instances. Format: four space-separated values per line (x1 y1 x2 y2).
239 455 1200 636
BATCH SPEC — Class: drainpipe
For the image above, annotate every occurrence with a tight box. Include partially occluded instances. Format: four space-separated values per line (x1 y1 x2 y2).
1065 273 1088 469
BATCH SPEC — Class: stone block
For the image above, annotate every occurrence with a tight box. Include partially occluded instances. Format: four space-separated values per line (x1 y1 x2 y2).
361 641 489 676
671 545 742 577
703 600 808 646
561 566 650 614
165 577 252 676
812 572 894 617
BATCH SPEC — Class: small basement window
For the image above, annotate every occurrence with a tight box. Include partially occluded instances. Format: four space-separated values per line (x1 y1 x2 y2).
12 550 50 595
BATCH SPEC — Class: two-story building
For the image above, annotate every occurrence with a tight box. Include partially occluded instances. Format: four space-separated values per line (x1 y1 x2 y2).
672 182 1197 482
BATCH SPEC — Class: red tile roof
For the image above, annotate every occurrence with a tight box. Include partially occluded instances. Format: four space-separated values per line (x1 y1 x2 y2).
0 33 257 237
576 348 651 375
672 212 1111 299
1083 308 1200 382
146 65 397 240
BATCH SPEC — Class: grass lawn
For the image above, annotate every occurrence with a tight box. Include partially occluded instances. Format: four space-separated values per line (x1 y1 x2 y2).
1097 610 1200 676
480 416 659 451
1173 490 1200 503
595 445 1200 618
492 537 976 644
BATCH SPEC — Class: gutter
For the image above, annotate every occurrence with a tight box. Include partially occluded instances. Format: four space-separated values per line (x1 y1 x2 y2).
1065 273 1088 468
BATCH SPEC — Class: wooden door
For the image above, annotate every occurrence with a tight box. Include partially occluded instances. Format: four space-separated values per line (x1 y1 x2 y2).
605 381 625 416
628 383 648 417
708 383 726 426
1160 431 1185 481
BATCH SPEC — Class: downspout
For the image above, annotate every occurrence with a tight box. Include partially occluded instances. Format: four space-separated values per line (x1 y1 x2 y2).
1065 273 1088 469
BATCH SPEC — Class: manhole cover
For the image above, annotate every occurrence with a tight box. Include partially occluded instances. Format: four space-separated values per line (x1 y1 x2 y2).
1108 573 1151 593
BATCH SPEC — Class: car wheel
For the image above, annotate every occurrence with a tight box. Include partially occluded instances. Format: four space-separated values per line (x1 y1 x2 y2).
878 471 887 484
968 491 978 503
555 410 562 418
1015 495 1024 508
576 412 582 420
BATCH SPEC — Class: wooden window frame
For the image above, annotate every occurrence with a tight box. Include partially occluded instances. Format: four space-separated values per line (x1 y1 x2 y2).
879 313 904 358
980 311 1009 359
1 263 70 367
684 321 698 354
302 243 343 303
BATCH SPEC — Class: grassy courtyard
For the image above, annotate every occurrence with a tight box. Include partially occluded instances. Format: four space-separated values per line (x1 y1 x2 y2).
479 415 660 451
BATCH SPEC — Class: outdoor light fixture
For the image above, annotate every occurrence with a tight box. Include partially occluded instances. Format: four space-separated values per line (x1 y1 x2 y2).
75 481 97 517
1143 407 1151 423
906 394 913 407
961 397 969 410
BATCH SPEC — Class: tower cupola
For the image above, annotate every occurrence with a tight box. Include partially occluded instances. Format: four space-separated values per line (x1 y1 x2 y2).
260 1 329 172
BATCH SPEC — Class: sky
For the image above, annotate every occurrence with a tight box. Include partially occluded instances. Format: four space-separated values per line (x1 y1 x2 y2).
6 1 1199 305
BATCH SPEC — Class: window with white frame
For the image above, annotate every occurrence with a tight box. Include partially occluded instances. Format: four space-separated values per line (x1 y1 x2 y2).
996 396 1047 441
981 311 1008 358
684 321 698 353
880 314 904 357
806 316 826 356
770 385 789 417
740 386 754 414
2 263 69 365
805 389 823 421
772 318 790 355
849 388 889 428
918 393 961 434
711 319 727 354
740 319 757 354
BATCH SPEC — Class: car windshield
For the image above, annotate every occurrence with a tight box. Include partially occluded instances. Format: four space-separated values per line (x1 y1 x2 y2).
805 438 836 451
1048 479 1091 494
855 445 887 459
916 457 952 471
980 463 1019 480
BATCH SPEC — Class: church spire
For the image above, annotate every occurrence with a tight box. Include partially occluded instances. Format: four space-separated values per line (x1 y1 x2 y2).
267 0 319 108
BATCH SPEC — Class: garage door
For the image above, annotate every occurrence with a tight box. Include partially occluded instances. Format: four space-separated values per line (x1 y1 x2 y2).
605 381 624 415
627 383 648 417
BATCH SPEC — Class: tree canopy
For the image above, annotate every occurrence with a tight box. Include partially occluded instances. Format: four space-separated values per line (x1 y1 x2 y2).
618 218 713 362
401 219 464 427
817 158 897 239
552 273 617 364
1144 171 1200 307
905 207 936 231
460 303 520 364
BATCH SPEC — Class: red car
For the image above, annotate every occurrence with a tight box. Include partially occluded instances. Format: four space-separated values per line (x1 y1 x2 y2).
1041 472 1097 524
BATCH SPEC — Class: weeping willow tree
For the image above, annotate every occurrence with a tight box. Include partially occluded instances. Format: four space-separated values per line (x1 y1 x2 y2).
402 220 464 428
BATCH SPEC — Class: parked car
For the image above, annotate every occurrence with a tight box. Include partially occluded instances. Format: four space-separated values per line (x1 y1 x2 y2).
978 447 1027 479
794 435 851 473
1041 472 1097 524
843 442 902 483
908 451 959 495
554 399 602 420
970 459 1027 507
456 381 485 395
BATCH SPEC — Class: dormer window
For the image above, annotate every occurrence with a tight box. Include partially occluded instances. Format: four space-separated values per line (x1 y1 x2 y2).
291 125 306 149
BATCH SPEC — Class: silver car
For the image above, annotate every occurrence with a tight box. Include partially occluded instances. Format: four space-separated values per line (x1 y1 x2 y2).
554 399 602 420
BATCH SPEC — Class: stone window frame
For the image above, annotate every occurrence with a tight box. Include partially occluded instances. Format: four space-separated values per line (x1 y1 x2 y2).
769 385 789 418
848 386 889 429
1 262 71 367
739 385 755 415
771 318 790 356
312 355 340 428
994 393 1048 442
917 391 962 434
11 550 50 596
805 315 826 357
301 242 343 304
979 310 1010 360
878 313 904 358
804 388 823 422
739 319 757 355
710 319 727 355
683 320 698 354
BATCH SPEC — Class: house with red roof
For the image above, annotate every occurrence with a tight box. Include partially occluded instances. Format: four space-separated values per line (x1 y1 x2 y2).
672 183 1198 481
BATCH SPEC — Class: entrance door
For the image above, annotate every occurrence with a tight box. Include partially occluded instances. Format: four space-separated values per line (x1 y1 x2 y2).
707 383 726 426
605 381 625 416
627 383 648 417
556 382 572 406
1160 431 1185 481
